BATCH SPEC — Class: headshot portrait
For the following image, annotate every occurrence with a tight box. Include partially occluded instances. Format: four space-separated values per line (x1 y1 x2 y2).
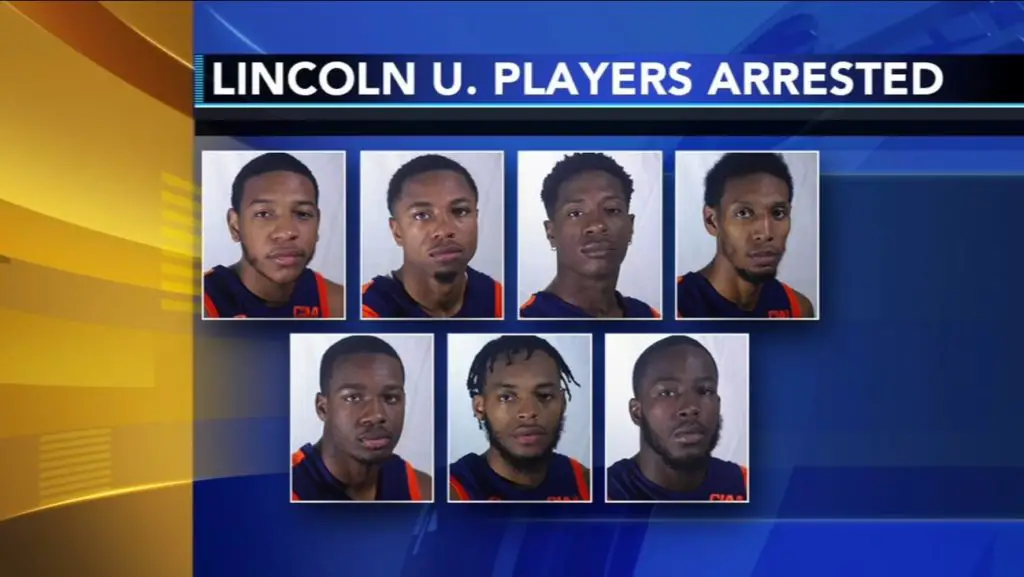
447 333 593 502
200 150 345 319
289 333 435 502
604 333 749 503
517 151 663 320
359 151 505 320
675 151 820 320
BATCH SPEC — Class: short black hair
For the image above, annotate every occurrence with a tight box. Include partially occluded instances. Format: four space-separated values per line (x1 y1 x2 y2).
703 152 794 209
631 335 718 396
540 152 634 219
386 154 479 216
318 335 404 395
230 152 320 212
466 335 581 401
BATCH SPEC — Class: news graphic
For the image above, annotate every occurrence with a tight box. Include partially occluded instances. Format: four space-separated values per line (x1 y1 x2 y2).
187 13 1024 577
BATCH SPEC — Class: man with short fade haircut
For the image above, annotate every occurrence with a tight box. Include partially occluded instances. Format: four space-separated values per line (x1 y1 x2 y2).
520 152 659 319
677 152 813 319
292 335 432 501
607 335 748 502
449 335 591 501
203 152 344 319
362 154 503 319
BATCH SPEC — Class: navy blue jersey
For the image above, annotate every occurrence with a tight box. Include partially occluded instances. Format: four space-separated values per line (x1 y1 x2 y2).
361 266 502 319
203 265 333 319
519 291 660 319
676 272 803 319
607 456 748 502
448 452 590 502
291 443 426 502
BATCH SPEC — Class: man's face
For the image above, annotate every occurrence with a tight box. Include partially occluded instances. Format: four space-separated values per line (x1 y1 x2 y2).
630 345 721 469
316 353 406 465
704 172 791 284
544 170 634 279
389 170 478 283
473 350 566 469
228 170 319 285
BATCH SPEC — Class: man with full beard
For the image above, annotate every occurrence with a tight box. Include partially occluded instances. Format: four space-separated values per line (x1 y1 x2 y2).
361 154 503 319
449 335 591 501
676 152 813 319
203 152 344 318
291 335 432 501
607 335 748 502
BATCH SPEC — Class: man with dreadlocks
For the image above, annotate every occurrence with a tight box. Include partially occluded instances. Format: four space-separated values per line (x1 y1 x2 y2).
607 335 748 501
448 335 591 501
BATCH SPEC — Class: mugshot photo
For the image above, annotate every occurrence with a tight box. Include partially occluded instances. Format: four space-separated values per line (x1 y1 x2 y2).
446 333 593 502
200 150 346 319
289 333 435 502
674 151 820 320
359 151 505 320
604 333 749 503
517 151 663 320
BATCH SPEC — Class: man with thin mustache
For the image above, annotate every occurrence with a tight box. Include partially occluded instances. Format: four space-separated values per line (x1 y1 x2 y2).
607 335 748 502
362 154 503 319
449 335 591 501
291 335 432 501
520 152 659 319
677 152 813 319
203 152 344 319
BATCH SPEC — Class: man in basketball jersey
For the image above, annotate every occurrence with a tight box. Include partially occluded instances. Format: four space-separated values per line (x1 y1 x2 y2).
203 152 344 319
292 335 432 501
607 335 748 502
449 335 591 501
676 152 814 319
519 153 659 319
361 154 503 319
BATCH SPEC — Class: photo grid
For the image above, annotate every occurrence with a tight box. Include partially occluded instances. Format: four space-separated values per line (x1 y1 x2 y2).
197 146 820 503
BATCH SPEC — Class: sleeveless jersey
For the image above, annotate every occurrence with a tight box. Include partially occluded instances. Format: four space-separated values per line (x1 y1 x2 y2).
291 443 425 501
448 452 590 502
203 265 332 319
361 266 503 319
607 456 749 502
676 272 803 319
519 291 660 319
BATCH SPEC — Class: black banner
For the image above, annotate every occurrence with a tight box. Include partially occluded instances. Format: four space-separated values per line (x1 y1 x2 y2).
196 54 1024 104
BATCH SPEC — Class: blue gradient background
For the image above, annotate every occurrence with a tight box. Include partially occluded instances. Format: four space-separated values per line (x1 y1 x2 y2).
194 2 1024 577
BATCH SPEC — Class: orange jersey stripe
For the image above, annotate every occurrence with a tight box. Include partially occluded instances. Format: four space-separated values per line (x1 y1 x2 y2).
782 283 801 317
493 282 504 318
203 294 220 318
449 476 470 501
570 459 590 501
405 462 423 501
314 272 330 317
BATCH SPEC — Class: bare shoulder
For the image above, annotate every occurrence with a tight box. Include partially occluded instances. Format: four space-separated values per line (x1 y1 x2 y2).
415 468 433 500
